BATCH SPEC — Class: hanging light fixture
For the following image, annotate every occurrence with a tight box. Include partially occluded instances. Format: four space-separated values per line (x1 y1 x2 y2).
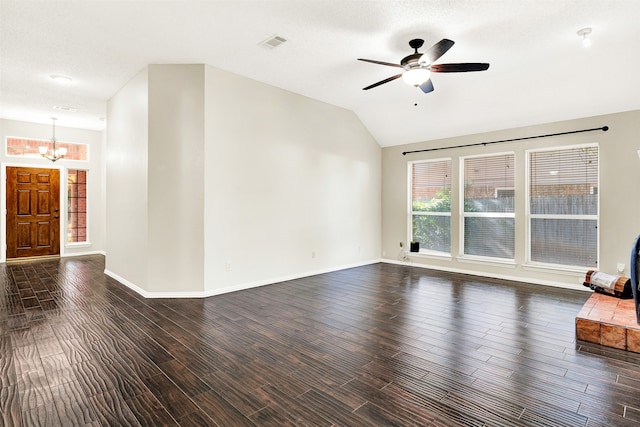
39 117 67 162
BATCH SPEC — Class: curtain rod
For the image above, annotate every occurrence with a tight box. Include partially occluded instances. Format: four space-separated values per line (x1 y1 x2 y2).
401 125 609 156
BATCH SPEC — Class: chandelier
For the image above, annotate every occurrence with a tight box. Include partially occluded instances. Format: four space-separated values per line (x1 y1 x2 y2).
39 117 67 162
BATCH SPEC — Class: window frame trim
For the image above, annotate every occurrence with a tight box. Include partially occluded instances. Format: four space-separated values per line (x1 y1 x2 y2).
459 151 516 262
65 167 90 246
524 142 600 269
407 157 453 255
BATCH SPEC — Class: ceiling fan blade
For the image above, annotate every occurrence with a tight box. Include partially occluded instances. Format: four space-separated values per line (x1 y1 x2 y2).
419 79 434 93
420 39 455 65
358 58 403 68
430 63 490 73
363 74 402 90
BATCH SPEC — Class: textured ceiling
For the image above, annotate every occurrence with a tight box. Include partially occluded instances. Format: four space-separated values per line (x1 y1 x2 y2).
1 0 639 147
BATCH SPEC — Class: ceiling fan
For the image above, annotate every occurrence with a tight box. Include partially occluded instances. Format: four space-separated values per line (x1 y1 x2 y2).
358 38 489 93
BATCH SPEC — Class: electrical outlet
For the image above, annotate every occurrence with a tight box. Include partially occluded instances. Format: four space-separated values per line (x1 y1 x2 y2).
224 262 232 272
311 251 316 259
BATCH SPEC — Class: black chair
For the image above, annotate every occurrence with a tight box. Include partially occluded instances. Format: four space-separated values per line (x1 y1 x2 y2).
630 234 640 324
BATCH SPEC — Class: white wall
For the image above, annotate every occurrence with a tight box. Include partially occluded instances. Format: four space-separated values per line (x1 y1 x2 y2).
0 118 104 261
203 65 381 295
104 64 381 297
105 68 149 291
147 65 205 293
382 110 640 290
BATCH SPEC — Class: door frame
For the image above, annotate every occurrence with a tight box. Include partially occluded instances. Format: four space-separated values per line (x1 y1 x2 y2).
1 162 66 262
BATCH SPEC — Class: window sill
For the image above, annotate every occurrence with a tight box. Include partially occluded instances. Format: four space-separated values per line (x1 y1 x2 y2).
409 251 452 261
522 262 588 276
65 242 92 249
456 255 517 268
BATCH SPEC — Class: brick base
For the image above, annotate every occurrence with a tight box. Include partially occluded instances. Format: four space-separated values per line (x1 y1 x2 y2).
575 293 640 352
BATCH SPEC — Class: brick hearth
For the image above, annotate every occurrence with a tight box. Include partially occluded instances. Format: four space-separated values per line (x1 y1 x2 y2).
575 292 640 352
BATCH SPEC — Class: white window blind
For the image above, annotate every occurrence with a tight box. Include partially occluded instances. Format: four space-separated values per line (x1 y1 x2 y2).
462 153 515 259
410 159 452 253
528 145 598 268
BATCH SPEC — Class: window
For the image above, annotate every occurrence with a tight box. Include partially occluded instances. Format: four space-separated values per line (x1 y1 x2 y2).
462 153 515 260
528 145 598 268
67 169 87 243
6 137 89 161
410 159 452 253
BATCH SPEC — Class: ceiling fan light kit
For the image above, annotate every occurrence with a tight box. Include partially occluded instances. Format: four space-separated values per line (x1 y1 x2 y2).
358 38 489 94
402 68 431 86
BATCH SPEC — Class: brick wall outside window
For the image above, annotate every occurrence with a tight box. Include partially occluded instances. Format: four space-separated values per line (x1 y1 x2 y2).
6 137 88 161
68 169 87 243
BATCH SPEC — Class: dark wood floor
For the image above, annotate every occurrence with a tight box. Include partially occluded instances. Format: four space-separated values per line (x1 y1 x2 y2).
2 256 640 426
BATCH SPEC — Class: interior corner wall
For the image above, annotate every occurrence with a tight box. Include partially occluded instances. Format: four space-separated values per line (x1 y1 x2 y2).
147 65 204 293
381 109 640 290
106 68 150 291
203 65 382 295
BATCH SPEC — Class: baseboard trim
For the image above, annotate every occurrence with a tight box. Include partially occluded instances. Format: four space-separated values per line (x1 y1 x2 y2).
104 269 207 299
62 250 106 258
105 258 383 299
203 259 383 298
104 269 149 297
381 258 589 292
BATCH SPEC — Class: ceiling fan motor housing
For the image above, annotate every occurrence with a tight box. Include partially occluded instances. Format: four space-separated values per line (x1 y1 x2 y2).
401 53 424 69
408 38 425 51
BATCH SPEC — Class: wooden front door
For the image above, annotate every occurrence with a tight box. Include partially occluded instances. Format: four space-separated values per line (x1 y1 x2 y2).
6 167 61 259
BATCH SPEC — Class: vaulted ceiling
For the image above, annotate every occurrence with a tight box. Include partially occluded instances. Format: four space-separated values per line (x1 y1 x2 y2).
1 0 639 147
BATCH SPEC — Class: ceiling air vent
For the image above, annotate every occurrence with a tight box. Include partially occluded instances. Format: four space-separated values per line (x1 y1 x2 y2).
259 34 287 49
53 105 78 112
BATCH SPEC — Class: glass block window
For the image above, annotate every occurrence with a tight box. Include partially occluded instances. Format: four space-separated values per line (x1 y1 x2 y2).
67 169 87 243
6 137 88 161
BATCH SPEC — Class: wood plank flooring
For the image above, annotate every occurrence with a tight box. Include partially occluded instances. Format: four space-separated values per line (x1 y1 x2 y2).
2 255 640 426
